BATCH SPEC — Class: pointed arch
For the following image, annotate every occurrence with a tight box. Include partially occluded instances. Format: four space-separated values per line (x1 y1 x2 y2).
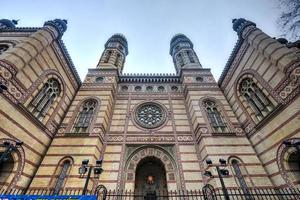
22 70 66 127
68 97 101 134
235 70 281 124
123 145 180 191
186 50 195 63
51 156 73 194
228 156 253 197
176 53 184 67
28 78 61 120
114 53 121 67
104 50 112 63
199 97 233 134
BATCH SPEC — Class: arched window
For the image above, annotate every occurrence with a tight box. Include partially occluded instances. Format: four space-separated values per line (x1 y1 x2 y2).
231 159 251 198
186 50 195 63
53 160 71 194
28 78 60 120
203 100 227 133
0 44 9 55
104 50 112 63
115 53 121 67
240 78 274 120
177 53 184 67
73 100 97 133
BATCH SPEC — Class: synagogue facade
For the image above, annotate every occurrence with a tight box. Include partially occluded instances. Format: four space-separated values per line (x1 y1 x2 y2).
0 18 299 194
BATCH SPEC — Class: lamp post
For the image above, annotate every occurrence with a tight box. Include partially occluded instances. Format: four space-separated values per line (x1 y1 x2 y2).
79 159 104 195
0 141 23 164
204 158 230 200
0 82 8 94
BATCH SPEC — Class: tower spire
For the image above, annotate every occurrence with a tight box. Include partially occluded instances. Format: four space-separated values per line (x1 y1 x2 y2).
97 33 128 73
169 34 202 73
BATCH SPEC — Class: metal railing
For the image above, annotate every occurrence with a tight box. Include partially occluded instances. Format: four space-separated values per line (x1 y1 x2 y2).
1 187 300 200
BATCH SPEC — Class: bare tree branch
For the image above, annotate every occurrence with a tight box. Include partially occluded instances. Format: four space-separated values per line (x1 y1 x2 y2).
277 0 300 41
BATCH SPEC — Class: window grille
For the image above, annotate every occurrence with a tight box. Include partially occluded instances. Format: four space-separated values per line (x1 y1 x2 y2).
104 51 112 63
232 160 252 199
115 53 121 67
186 50 195 63
240 78 273 120
73 100 97 133
28 78 60 119
53 160 70 194
203 100 228 133
177 53 184 67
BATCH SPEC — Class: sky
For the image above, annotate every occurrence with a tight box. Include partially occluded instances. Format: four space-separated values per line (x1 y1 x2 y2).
2 0 281 81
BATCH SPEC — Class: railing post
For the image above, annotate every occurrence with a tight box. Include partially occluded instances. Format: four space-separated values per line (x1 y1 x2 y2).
82 166 93 195
216 166 230 200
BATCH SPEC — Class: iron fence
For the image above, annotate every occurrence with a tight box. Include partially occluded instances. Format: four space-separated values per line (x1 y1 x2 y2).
98 188 300 200
0 187 300 200
0 188 93 195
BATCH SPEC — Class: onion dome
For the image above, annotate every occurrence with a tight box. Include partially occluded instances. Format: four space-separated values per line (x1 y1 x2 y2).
232 18 256 36
0 19 18 29
105 33 128 55
170 33 193 55
44 19 68 38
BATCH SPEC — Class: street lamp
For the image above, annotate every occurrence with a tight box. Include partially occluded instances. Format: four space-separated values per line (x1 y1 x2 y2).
0 141 23 163
204 158 230 200
79 159 104 195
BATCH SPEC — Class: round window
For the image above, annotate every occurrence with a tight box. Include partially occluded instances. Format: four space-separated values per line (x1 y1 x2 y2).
158 86 165 92
135 103 166 129
196 76 203 82
135 86 142 91
171 86 178 91
95 77 104 82
146 86 153 91
121 85 128 91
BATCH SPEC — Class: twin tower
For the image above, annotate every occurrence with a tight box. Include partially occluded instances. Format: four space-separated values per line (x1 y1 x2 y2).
97 33 202 73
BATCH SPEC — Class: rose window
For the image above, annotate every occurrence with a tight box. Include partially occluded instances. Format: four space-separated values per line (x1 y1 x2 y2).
135 103 166 129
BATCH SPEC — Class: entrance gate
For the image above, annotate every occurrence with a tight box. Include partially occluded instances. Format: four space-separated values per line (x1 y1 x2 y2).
135 156 168 197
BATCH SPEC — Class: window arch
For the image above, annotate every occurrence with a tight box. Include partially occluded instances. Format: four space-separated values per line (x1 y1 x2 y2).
0 44 9 55
239 78 274 121
177 53 184 67
0 139 25 191
104 50 112 63
115 53 121 67
73 99 97 133
278 139 300 188
53 159 71 194
203 100 228 133
231 159 252 198
28 78 61 120
186 50 195 63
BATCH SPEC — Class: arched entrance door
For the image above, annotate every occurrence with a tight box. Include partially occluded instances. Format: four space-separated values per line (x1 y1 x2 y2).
286 151 300 186
135 156 167 196
0 153 14 189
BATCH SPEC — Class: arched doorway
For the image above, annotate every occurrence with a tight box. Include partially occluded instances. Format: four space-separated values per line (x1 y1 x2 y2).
0 152 14 189
135 156 167 195
285 151 300 185
277 139 300 188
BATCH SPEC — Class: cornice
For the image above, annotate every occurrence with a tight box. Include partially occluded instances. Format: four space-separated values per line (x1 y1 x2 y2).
0 26 81 86
119 73 180 83
218 37 244 86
